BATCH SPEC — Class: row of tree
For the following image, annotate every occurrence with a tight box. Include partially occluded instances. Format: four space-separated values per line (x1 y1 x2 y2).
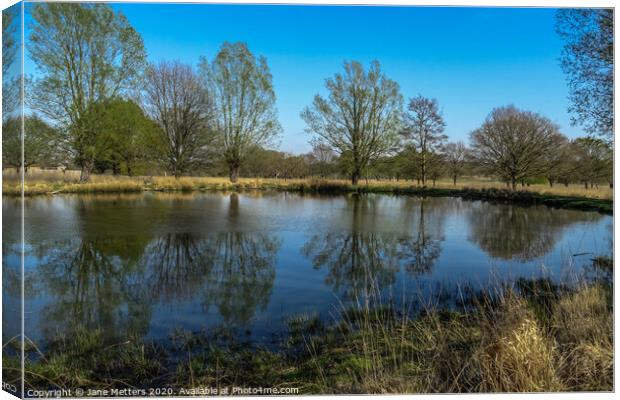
2 3 613 189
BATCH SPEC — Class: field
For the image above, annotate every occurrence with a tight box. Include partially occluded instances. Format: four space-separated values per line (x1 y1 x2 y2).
2 169 614 201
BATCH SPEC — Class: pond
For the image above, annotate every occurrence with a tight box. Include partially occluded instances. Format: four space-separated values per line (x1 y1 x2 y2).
2 191 613 350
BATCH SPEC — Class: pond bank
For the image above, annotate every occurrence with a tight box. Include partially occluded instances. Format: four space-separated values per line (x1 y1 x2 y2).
3 271 612 394
4 179 613 214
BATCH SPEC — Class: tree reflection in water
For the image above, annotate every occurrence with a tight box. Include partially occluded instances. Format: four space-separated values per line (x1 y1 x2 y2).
302 195 445 299
38 238 153 341
201 232 280 326
397 197 444 276
467 203 603 261
28 194 280 343
34 229 280 343
2 192 609 353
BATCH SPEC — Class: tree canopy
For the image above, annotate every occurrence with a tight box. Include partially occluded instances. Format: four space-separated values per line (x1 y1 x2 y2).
28 2 146 181
200 42 281 182
301 60 403 185
470 106 563 190
556 9 613 140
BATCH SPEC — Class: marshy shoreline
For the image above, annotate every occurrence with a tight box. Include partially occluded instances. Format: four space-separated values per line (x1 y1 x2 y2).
2 176 613 214
2 265 613 394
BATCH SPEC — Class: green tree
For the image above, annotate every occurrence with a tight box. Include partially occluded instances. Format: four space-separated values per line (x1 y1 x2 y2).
2 7 17 75
240 146 284 178
2 115 61 172
401 95 447 186
2 5 19 119
200 42 281 183
469 106 562 190
28 2 146 181
556 9 613 139
301 60 403 185
97 99 158 176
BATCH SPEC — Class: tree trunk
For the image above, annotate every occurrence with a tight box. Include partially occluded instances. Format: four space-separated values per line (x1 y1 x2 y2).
584 182 588 189
351 170 360 185
229 164 240 183
80 164 92 182
421 152 427 187
79 157 95 183
453 175 457 186
609 182 613 189
127 165 133 177
511 177 517 191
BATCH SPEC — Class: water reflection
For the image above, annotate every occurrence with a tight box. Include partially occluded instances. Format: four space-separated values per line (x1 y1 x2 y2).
397 198 444 275
302 196 445 298
467 204 602 261
29 230 281 342
143 233 213 301
201 232 280 326
38 238 154 340
1 192 610 350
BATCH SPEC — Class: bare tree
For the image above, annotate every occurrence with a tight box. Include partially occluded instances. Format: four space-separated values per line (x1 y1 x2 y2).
544 134 573 187
308 141 338 178
200 42 281 183
143 61 213 178
556 9 613 140
469 106 562 191
302 60 403 185
401 95 447 186
442 141 468 186
572 137 613 189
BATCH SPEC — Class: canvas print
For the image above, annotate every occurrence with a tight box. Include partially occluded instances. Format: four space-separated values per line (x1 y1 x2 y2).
1 0 614 397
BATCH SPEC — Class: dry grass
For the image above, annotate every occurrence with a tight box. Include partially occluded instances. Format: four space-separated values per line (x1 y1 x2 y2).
2 169 613 200
474 294 563 392
299 278 613 394
3 280 612 394
553 285 613 391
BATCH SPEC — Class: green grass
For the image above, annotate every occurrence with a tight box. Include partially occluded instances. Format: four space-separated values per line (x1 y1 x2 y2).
3 263 613 394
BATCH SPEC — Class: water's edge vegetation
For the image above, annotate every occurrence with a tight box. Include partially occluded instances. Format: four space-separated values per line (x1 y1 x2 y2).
3 178 613 214
2 257 613 394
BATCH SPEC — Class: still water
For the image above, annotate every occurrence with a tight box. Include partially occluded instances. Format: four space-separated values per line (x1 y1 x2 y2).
2 192 613 348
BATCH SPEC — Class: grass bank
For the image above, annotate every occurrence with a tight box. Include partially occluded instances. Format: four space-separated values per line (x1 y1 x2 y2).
3 267 613 394
3 174 612 214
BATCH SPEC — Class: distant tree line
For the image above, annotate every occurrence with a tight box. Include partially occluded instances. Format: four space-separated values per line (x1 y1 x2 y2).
1 3 613 190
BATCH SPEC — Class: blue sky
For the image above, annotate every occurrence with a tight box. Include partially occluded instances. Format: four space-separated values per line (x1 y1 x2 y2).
25 3 576 154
